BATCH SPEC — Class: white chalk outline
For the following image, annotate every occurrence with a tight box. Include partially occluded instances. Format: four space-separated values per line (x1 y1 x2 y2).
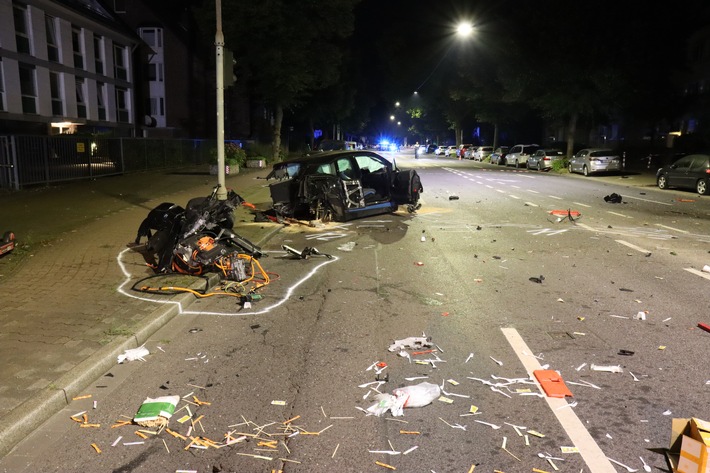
116 247 339 316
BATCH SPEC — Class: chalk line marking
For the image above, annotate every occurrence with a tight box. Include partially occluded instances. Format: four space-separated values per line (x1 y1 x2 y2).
655 223 689 233
615 239 651 254
116 247 339 316
573 202 591 208
501 327 616 473
621 194 672 206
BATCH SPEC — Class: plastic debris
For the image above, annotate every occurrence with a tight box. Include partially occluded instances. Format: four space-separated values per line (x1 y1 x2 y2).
367 382 441 417
388 336 433 352
633 311 648 320
133 395 179 428
117 346 150 364
591 364 623 373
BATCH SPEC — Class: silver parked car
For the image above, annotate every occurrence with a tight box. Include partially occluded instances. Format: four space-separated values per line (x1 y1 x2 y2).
568 148 622 176
505 144 540 168
473 146 494 162
527 148 565 171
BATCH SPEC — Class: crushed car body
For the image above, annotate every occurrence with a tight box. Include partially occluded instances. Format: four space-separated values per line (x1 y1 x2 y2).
266 150 423 222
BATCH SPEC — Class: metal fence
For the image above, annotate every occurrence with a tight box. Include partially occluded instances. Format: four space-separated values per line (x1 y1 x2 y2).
0 136 218 190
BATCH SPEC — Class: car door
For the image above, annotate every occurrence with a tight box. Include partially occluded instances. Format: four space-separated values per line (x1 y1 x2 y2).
571 150 588 172
335 156 367 209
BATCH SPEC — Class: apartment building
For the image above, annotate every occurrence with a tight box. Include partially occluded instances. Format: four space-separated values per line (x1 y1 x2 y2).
0 0 142 135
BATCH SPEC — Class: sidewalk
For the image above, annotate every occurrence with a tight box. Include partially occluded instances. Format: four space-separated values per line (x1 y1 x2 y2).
0 165 279 457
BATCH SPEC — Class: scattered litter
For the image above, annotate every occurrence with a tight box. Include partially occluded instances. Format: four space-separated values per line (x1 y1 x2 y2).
639 456 651 472
473 420 501 430
133 395 179 428
375 461 397 470
607 457 638 472
367 382 441 417
118 346 150 363
337 241 356 252
271 400 287 406
439 417 467 431
618 349 635 356
591 364 623 373
533 370 573 398
529 275 545 284
282 244 332 259
566 380 601 390
630 372 641 382
72 395 92 401
698 322 710 333
575 363 587 371
608 314 629 319
658 346 666 351
489 356 503 366
414 261 424 266
633 311 648 321
465 353 474 363
389 336 433 352
448 195 459 200
663 410 672 415
604 193 623 203
403 446 418 455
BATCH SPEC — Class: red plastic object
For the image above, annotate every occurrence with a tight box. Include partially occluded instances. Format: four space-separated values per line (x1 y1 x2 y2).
549 210 581 217
698 322 710 333
533 370 574 398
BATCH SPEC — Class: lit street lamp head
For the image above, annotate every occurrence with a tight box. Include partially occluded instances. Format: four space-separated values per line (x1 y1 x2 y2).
456 21 474 38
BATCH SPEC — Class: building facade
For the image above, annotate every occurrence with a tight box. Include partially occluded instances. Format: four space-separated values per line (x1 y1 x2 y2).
0 0 142 136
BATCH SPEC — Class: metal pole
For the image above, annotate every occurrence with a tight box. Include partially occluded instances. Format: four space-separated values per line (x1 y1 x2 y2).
215 0 227 200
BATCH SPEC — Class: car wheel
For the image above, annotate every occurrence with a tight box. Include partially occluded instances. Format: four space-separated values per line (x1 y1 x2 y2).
657 174 668 189
514 160 519 168
537 162 542 171
697 179 708 195
582 165 589 176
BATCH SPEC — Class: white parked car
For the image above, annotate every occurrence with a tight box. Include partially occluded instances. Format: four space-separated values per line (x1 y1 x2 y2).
568 148 622 176
473 146 494 162
434 145 447 156
505 144 540 168
445 146 457 157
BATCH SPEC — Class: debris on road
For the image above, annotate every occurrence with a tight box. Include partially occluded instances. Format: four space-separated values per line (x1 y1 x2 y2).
117 346 150 364
133 395 180 428
604 193 623 203
388 336 433 352
367 382 441 416
590 364 623 373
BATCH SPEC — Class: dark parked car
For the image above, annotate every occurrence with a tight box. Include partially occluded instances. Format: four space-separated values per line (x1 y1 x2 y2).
266 150 423 222
490 146 509 165
656 153 710 195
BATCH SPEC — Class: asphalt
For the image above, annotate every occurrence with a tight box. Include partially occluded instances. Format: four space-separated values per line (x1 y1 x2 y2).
0 158 660 459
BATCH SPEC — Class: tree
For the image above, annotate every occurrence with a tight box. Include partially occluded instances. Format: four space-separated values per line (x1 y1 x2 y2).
195 0 361 161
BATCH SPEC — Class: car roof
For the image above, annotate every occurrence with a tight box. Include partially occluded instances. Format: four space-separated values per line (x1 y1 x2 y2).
279 150 387 166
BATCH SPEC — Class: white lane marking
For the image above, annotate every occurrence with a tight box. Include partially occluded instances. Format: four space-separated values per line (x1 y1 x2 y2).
501 328 616 473
524 202 539 207
655 223 689 233
511 185 521 189
496 189 506 193
547 195 563 200
615 239 651 254
509 195 521 199
573 202 592 208
684 268 710 281
528 228 569 236
607 211 632 218
486 185 494 189
622 194 673 206
527 189 540 194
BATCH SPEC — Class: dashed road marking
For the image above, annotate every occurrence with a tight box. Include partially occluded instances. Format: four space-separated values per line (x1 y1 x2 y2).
684 268 710 281
607 211 632 218
501 327 616 473
509 194 521 199
655 223 689 233
573 202 591 208
615 239 651 254
622 194 673 206
528 228 569 236
524 202 539 207
548 195 563 200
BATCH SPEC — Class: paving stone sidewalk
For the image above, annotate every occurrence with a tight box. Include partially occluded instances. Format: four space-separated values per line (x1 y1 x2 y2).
0 166 277 457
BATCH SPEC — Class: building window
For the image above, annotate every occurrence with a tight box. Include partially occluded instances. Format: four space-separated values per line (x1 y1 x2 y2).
114 44 127 80
148 96 164 117
139 27 162 49
76 77 87 118
13 3 32 54
72 27 84 69
50 72 64 116
19 63 37 114
46 15 60 62
116 86 130 122
146 63 163 82
94 35 104 74
0 59 6 112
97 82 106 121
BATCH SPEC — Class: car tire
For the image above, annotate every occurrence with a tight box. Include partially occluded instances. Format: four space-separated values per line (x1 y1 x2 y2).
657 174 668 189
537 162 542 171
582 165 589 176
697 179 708 195
514 160 519 168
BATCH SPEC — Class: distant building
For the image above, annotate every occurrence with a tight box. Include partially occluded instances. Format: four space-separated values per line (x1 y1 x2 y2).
0 0 141 136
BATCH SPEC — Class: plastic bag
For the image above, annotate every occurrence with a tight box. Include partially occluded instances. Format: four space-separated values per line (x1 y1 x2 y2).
367 382 441 417
117 346 150 364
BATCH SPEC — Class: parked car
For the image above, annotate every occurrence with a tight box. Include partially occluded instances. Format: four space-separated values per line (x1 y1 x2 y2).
423 144 437 154
459 144 474 159
489 146 509 165
505 144 540 168
434 145 447 156
527 148 565 171
445 146 457 157
266 150 423 222
568 148 622 176
656 153 710 195
473 146 494 162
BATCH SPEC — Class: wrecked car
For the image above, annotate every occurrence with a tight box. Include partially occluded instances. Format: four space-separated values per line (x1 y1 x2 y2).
266 150 423 222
